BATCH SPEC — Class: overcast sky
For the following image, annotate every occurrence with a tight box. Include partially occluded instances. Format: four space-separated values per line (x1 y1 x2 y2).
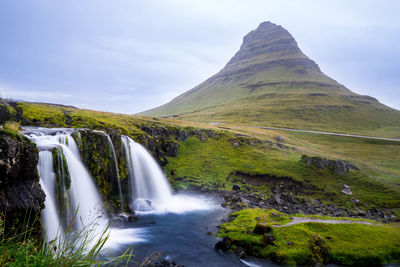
0 0 399 113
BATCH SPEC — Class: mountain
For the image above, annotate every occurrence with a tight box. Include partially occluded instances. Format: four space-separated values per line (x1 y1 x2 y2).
140 22 400 137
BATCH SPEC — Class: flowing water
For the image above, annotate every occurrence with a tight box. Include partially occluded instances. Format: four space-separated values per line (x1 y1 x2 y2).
24 128 108 238
105 134 124 211
25 127 277 266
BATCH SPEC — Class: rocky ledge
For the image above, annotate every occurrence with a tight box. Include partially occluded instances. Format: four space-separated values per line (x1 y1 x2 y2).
190 182 397 223
0 130 45 232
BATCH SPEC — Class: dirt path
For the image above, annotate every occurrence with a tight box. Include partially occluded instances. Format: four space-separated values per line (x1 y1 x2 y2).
273 217 377 227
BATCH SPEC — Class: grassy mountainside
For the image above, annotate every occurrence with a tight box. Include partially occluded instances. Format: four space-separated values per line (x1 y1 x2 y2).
141 22 400 138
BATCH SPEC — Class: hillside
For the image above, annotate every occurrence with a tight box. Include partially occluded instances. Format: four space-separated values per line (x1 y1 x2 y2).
141 22 400 138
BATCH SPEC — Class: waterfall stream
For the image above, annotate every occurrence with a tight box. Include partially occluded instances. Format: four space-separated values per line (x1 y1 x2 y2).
23 127 218 259
122 136 172 211
24 128 108 241
105 134 124 211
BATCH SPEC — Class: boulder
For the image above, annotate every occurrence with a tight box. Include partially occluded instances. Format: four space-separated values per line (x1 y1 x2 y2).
301 155 350 175
253 222 272 235
232 184 241 191
215 237 231 251
262 233 276 245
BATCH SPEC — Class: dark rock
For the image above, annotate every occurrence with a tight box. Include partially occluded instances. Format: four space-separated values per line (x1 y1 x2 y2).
0 132 45 234
309 234 329 265
232 184 241 191
166 141 179 157
0 103 15 123
215 237 231 251
234 247 247 259
262 233 276 245
286 240 294 246
119 212 138 222
275 136 284 142
253 222 272 235
301 155 350 175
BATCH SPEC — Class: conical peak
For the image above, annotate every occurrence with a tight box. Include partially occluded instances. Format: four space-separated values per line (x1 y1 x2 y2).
226 21 304 67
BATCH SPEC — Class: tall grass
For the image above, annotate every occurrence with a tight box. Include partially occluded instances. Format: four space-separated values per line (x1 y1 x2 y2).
3 121 21 132
0 209 132 266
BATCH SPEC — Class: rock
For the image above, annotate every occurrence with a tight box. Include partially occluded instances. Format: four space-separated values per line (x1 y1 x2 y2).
275 136 284 142
207 231 213 236
253 222 272 235
241 198 251 206
234 246 247 258
341 188 352 196
119 212 138 222
215 237 231 251
301 155 350 175
166 141 179 157
274 194 282 205
343 184 350 189
309 234 329 265
262 233 275 245
0 132 45 233
230 140 240 148
232 184 241 191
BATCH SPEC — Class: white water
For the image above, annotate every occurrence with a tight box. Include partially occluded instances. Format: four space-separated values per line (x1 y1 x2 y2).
37 151 63 242
63 135 108 229
25 127 217 253
105 134 124 211
25 129 108 237
122 136 215 214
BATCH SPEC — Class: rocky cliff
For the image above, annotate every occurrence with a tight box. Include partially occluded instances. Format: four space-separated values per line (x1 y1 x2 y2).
0 130 45 233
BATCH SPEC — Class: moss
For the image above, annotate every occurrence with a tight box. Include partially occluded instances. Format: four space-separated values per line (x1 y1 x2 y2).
218 208 400 266
52 147 71 227
17 102 66 127
165 136 400 209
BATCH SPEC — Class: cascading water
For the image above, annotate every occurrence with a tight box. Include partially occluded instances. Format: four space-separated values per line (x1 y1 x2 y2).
105 134 124 211
37 150 63 242
25 127 144 248
122 136 172 211
24 128 108 238
121 136 212 213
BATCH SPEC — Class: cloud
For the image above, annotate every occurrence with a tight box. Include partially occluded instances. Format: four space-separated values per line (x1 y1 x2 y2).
0 0 399 113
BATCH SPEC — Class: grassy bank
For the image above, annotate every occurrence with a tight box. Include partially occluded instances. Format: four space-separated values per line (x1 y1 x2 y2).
217 208 400 266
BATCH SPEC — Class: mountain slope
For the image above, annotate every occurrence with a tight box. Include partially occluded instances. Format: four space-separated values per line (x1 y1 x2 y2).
141 22 400 137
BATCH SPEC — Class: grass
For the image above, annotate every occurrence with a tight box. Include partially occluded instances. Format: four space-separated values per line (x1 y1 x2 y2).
165 135 400 209
3 121 21 132
217 208 400 266
0 209 132 267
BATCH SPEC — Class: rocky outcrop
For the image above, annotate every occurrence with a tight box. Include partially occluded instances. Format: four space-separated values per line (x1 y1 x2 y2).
301 155 352 175
72 129 129 213
0 130 45 233
0 103 16 123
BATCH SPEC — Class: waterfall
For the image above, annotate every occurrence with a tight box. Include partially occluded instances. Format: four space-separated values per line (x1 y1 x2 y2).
122 136 172 211
25 128 108 240
105 134 124 211
37 151 63 242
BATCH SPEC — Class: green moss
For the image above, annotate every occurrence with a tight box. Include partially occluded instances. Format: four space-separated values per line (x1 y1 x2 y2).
218 208 400 266
165 136 400 209
17 102 66 126
52 147 71 227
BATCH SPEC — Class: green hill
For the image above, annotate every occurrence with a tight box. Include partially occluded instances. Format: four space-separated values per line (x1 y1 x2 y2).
141 22 400 138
